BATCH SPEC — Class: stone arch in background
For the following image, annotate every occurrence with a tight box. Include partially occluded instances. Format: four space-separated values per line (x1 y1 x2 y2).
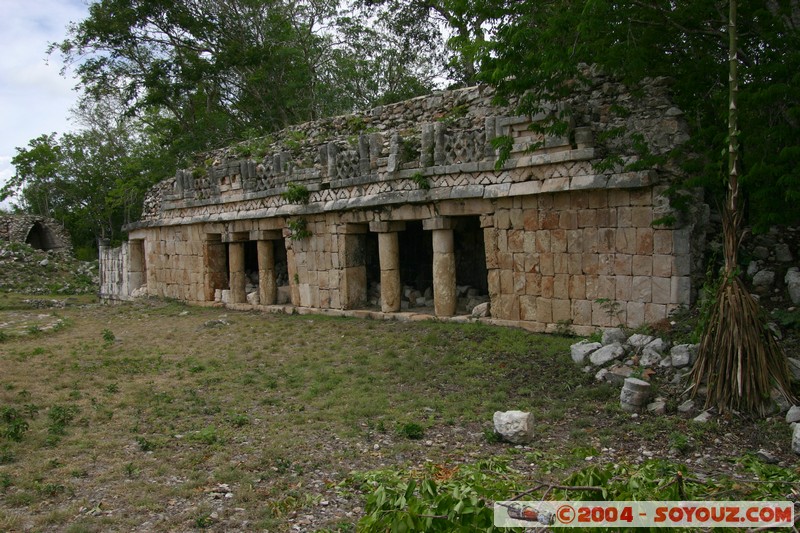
25 221 60 251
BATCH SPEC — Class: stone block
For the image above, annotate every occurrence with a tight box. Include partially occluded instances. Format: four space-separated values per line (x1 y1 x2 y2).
616 228 637 254
535 297 552 323
500 270 514 294
614 254 632 276
597 228 615 253
652 277 671 304
507 229 524 252
493 411 534 444
617 206 632 227
585 277 599 300
615 275 632 301
632 276 652 302
590 342 625 365
568 253 583 274
569 275 586 299
552 229 568 252
572 299 592 325
636 228 654 254
540 276 555 298
522 209 539 231
645 303 667 324
554 253 569 274
582 253 599 275
519 295 537 321
652 254 672 277
632 255 653 276
525 273 542 295
559 210 578 230
567 230 583 253
553 274 569 299
671 276 691 305
631 206 653 227
540 253 554 276
552 299 571 322
653 230 673 254
577 209 596 228
536 231 551 252
571 340 602 364
598 254 614 276
627 301 645 328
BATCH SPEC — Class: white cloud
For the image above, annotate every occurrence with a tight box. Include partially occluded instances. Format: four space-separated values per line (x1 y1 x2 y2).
0 0 88 209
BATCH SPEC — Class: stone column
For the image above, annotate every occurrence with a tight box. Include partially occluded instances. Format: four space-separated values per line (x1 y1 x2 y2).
378 232 401 312
425 217 456 317
228 241 246 304
257 240 277 305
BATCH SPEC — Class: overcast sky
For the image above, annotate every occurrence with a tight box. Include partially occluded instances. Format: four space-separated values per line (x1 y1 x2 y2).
0 0 89 208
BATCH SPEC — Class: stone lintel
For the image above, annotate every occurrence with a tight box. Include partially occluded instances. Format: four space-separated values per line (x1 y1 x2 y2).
222 231 250 243
369 221 406 233
341 223 368 234
249 229 283 241
423 217 453 231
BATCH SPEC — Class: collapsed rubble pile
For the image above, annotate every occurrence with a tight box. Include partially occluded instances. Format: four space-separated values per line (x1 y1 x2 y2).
0 241 98 294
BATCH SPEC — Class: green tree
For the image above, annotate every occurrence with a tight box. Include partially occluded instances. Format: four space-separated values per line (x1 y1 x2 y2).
481 0 800 229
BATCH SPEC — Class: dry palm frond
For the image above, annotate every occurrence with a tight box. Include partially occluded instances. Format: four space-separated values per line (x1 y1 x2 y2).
690 274 795 416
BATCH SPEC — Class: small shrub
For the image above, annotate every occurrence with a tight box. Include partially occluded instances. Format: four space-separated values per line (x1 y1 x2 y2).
228 414 249 428
281 182 310 205
136 436 156 452
101 328 115 345
398 422 424 440
287 218 311 240
483 428 501 443
410 172 430 190
48 405 79 435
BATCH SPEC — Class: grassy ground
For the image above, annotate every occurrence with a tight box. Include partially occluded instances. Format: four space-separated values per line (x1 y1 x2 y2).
0 296 796 532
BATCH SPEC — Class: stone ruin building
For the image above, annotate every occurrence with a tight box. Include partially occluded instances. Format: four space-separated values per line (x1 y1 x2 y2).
0 214 71 252
100 71 708 335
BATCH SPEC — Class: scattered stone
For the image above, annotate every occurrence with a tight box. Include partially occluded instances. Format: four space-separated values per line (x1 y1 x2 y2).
589 342 625 366
647 398 667 415
639 347 662 368
644 338 668 354
693 411 712 423
570 340 602 364
786 406 800 424
747 260 764 277
619 378 651 412
752 269 775 289
38 258 49 267
677 399 695 414
604 364 634 385
471 301 490 318
594 368 609 382
246 292 260 306
752 246 769 260
670 344 697 368
786 268 800 305
787 357 800 381
755 449 779 464
627 334 656 349
771 389 792 414
601 328 626 346
792 424 800 455
775 243 793 262
493 411 534 444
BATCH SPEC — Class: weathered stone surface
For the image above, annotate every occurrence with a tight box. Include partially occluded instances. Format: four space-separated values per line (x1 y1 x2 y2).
786 405 800 424
601 327 626 346
639 347 662 368
570 340 602 364
752 269 775 289
693 411 712 423
786 268 800 305
627 333 655 349
677 399 695 413
246 291 260 306
645 338 667 354
620 377 651 412
647 398 667 415
605 363 633 385
471 301 490 318
788 357 800 381
793 424 800 455
670 344 697 368
493 410 534 444
775 243 793 262
589 342 625 366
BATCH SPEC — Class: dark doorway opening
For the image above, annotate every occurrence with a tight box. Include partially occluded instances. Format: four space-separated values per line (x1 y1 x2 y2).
25 222 58 251
244 241 259 294
453 216 489 313
398 221 433 309
365 232 380 307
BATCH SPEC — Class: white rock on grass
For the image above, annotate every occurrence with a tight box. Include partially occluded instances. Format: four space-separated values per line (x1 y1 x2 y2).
571 340 602 364
693 411 713 423
601 328 626 346
647 399 667 415
786 405 800 424
752 269 775 288
589 342 625 366
627 334 656 349
645 338 668 354
793 424 800 455
493 411 534 444
619 378 651 412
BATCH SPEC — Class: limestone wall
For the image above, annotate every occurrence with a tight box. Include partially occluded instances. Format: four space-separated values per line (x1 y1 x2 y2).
103 70 708 332
0 215 71 251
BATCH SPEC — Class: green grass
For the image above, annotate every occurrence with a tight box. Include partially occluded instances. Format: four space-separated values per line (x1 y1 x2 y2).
0 297 795 531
